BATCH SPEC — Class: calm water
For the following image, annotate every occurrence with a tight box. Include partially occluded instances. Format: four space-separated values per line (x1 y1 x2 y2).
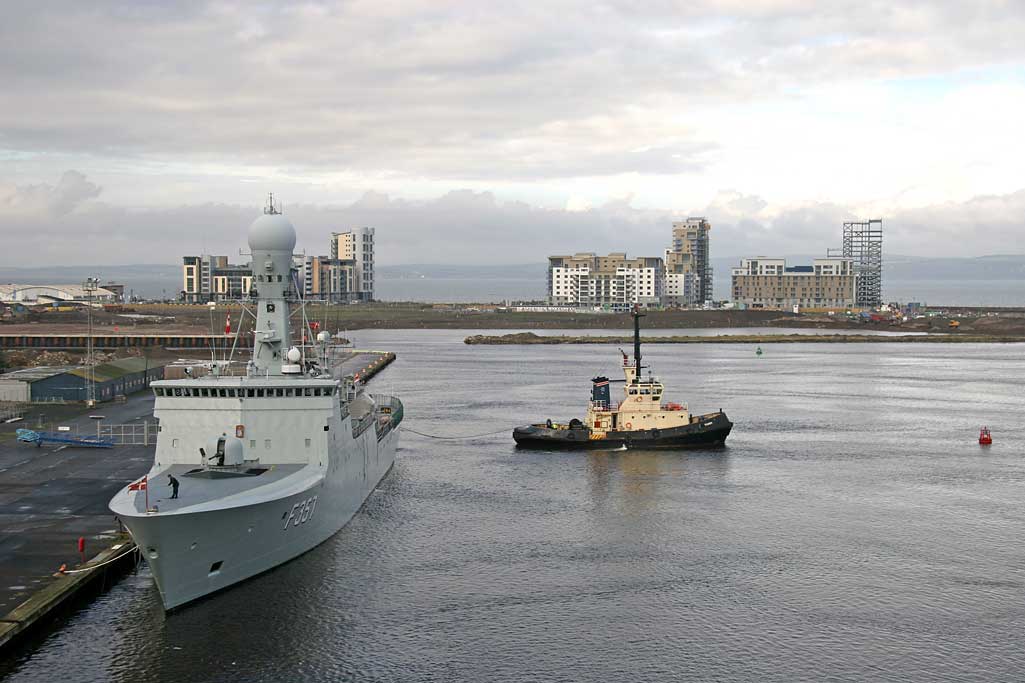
5 331 1025 682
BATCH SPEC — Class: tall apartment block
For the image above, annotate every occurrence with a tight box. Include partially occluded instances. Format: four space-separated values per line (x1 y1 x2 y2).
181 255 253 303
730 257 857 309
548 252 664 311
330 227 375 302
664 218 712 306
841 219 883 308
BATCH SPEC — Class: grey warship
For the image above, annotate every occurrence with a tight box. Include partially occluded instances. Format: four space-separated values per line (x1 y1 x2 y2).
109 199 402 610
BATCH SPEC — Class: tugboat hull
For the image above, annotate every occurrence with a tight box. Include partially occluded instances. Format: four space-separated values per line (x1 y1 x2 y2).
513 412 732 450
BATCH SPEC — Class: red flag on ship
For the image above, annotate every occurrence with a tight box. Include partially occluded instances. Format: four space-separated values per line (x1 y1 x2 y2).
224 312 232 335
128 475 147 491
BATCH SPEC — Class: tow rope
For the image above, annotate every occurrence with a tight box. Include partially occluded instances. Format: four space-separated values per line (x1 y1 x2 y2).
401 426 515 440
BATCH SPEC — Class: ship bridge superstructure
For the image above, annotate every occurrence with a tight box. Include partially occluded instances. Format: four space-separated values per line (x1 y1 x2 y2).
584 310 691 435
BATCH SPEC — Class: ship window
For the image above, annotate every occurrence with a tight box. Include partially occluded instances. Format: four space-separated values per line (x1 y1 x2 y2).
256 389 265 397
246 389 255 397
628 388 638 395
305 438 311 448
285 388 294 397
275 388 284 397
264 439 271 449
218 389 226 397
172 438 179 448
227 389 236 397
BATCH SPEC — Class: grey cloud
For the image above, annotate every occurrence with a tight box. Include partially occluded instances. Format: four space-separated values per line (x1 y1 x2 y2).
2 1 1023 181
1 172 1023 267
0 170 102 217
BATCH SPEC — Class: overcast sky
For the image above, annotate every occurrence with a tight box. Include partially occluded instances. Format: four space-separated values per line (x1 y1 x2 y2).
2 1 1024 265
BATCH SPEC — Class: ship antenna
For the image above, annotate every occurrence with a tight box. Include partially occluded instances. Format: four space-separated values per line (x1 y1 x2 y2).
632 305 644 384
265 192 281 215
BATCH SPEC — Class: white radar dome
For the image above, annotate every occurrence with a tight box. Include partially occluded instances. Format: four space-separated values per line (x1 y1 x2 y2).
286 346 302 363
248 213 297 253
317 331 331 343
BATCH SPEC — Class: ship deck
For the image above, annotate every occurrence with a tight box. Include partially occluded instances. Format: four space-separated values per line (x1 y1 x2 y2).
119 463 308 515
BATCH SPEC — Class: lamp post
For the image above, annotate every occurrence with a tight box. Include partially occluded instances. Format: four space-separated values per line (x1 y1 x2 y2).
83 277 100 407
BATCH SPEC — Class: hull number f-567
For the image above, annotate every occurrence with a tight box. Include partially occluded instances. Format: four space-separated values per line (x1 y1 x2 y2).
282 496 317 530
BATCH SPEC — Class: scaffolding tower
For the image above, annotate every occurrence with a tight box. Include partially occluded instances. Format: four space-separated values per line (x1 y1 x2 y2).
842 219 883 307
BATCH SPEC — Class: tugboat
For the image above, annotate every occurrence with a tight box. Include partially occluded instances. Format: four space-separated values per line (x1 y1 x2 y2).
979 426 993 445
513 309 732 449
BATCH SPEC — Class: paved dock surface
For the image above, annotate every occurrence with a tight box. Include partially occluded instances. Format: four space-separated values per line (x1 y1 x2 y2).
0 393 155 613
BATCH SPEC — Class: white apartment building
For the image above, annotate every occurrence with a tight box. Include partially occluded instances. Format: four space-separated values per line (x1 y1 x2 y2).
548 253 664 310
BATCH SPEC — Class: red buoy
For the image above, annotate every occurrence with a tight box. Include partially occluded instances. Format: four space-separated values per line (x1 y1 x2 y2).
979 426 992 445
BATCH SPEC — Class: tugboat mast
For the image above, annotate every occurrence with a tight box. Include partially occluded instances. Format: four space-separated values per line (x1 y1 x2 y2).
632 306 644 384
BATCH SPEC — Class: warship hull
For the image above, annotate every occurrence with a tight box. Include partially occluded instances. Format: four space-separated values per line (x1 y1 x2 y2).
513 412 732 450
113 410 400 610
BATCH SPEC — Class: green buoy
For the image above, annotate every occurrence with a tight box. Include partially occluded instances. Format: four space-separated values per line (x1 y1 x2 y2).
755 346 763 356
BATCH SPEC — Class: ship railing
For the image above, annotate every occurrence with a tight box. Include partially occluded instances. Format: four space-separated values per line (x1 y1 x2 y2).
352 411 376 438
374 396 404 438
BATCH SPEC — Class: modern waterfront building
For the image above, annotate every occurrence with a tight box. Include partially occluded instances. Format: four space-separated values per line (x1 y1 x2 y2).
300 255 356 303
730 257 857 309
330 227 374 301
548 252 664 311
181 255 252 303
664 218 712 306
182 226 376 304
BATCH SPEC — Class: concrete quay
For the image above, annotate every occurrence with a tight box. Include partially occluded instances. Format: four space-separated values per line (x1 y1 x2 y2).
0 350 395 655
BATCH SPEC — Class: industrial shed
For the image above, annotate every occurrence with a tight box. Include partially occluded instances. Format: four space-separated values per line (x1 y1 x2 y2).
0 357 166 403
0 367 75 402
